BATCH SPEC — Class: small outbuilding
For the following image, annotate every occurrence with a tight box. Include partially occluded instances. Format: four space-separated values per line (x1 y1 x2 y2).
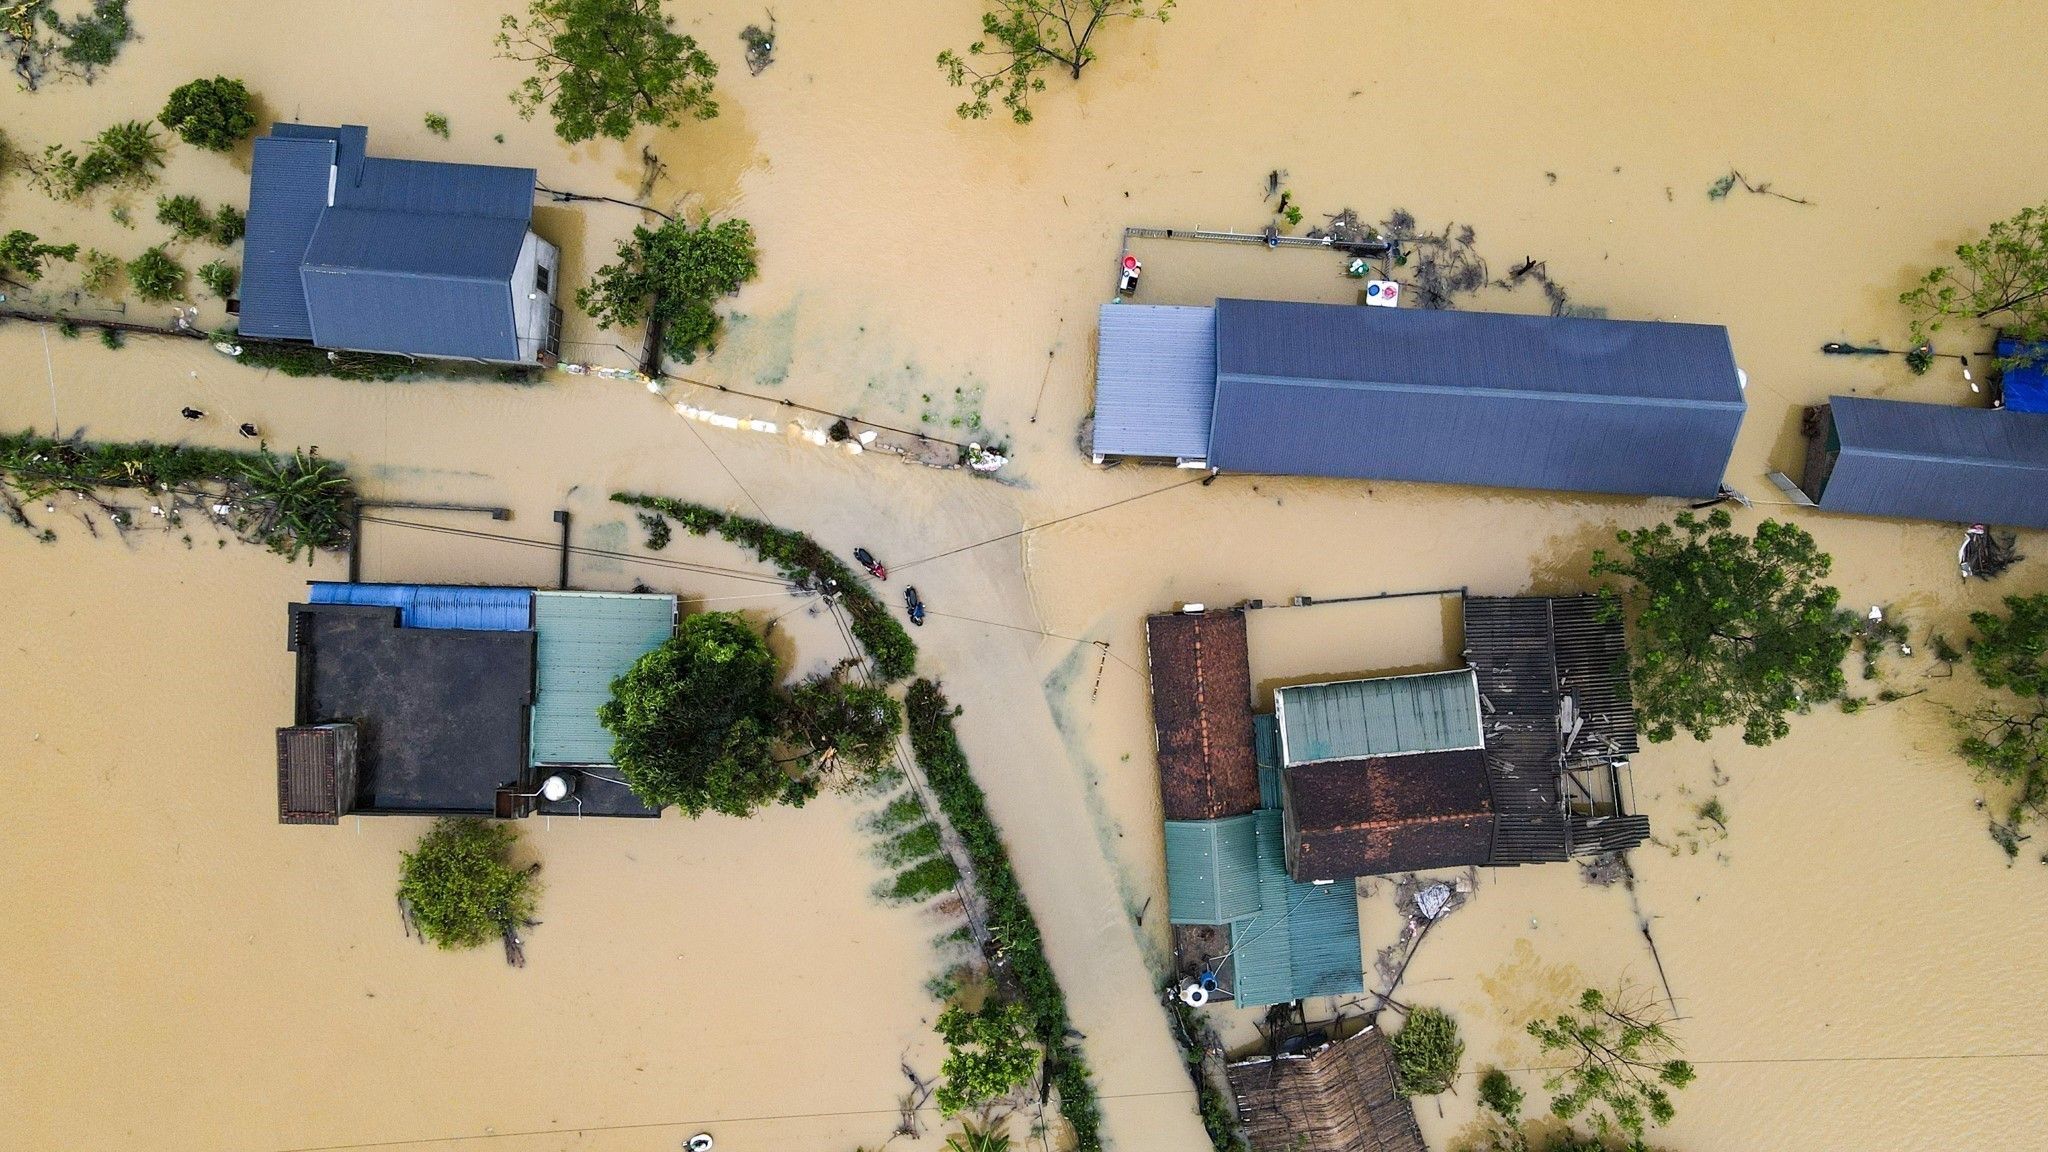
1792 396 2048 528
1227 1020 1427 1152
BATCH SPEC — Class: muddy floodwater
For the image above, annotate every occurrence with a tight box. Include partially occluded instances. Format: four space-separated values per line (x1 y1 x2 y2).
6 3 2048 1151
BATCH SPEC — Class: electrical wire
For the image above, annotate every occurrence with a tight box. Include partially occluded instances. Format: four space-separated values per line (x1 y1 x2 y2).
894 473 1212 572
357 515 793 587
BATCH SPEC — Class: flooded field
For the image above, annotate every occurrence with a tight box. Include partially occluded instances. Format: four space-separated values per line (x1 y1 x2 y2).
5 2 2048 1151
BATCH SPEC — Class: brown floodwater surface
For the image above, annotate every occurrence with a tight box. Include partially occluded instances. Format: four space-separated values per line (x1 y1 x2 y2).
6 3 2048 1150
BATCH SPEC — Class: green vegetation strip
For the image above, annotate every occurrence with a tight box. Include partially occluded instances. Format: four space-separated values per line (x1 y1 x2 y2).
0 430 354 559
611 493 917 680
907 679 1103 1151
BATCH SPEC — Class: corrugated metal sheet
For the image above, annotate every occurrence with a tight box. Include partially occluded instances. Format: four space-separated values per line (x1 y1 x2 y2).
1276 669 1482 765
1996 339 2048 413
1816 396 2048 528
241 124 538 361
239 135 334 340
1207 298 1746 498
1254 714 1282 809
530 592 677 766
1231 811 1363 1006
1164 814 1264 925
1093 303 1217 459
307 582 533 631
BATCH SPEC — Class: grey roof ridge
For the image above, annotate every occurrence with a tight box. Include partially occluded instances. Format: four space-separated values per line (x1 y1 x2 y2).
1216 370 1747 409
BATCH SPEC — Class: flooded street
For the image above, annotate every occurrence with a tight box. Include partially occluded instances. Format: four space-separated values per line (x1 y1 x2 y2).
5 2 2048 1150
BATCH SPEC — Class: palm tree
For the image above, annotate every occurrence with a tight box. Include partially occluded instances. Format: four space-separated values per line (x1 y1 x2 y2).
944 1117 1012 1152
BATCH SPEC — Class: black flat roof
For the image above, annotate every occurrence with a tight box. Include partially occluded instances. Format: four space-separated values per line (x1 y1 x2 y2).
290 603 535 814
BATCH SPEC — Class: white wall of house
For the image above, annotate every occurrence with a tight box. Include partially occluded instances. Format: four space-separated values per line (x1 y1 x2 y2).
511 229 561 363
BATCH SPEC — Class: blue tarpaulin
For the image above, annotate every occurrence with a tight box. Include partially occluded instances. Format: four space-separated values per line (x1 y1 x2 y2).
308 582 533 631
1997 338 2048 413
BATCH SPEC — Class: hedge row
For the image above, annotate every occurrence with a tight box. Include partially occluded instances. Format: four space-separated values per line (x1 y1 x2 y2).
907 679 1103 1151
611 492 917 680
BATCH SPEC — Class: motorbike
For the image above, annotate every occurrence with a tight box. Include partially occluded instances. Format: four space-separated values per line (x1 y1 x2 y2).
853 547 887 580
904 586 926 627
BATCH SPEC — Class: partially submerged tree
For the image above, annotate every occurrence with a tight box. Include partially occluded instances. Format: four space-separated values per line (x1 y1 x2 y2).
1389 1005 1464 1097
397 818 540 950
497 0 718 143
159 76 258 151
1956 594 2048 857
1527 986 1695 1142
785 669 905 786
600 610 788 816
577 215 757 366
1592 509 1851 746
934 1000 1040 1116
3 0 132 90
126 245 185 302
27 119 164 200
0 229 78 283
938 0 1173 124
1903 201 2048 368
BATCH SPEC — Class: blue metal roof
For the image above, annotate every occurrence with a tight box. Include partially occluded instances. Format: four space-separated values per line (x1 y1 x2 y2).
1817 396 2048 528
239 136 333 340
1093 303 1217 459
239 124 538 361
1230 811 1363 1007
1997 339 2048 414
1207 299 1746 498
307 582 534 631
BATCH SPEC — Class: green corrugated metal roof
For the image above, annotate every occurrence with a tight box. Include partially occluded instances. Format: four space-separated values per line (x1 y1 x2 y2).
1275 668 1482 764
1230 810 1363 1006
530 592 676 767
1254 713 1283 809
1165 815 1263 924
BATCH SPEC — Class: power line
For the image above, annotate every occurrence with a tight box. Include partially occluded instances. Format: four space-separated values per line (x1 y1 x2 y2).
358 515 792 587
922 608 1140 675
896 473 1212 572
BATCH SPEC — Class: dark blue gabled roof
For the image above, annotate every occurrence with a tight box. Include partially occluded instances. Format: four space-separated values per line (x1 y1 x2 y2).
238 124 538 361
1818 396 2048 528
1207 299 1746 498
240 136 334 340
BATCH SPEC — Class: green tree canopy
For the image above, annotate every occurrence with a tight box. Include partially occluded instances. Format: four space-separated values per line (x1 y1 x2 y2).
1527 986 1695 1142
497 0 718 143
159 76 258 151
1592 508 1851 746
1957 594 2048 854
1903 201 2048 368
785 671 904 786
599 610 787 816
397 818 539 950
0 230 78 282
577 215 757 365
1389 1005 1464 1097
934 1000 1041 1116
939 0 1173 124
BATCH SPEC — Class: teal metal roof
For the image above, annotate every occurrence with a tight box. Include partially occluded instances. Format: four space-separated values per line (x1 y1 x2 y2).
1275 668 1482 764
1165 815 1264 924
530 592 676 767
1230 811 1363 1006
1254 714 1283 809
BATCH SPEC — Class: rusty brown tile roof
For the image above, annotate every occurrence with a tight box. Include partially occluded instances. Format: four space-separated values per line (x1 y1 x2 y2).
1285 748 1494 880
1146 610 1260 820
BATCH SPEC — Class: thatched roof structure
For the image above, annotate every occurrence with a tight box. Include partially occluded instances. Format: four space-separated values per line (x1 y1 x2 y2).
1227 1023 1426 1152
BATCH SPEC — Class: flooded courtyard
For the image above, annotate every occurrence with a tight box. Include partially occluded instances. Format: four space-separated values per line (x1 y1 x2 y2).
5 3 2048 1151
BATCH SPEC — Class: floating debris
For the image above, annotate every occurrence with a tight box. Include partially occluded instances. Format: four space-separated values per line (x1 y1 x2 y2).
1707 168 1813 205
741 13 776 75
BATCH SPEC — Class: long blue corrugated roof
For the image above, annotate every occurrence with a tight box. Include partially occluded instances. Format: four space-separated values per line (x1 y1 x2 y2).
1093 303 1218 459
239 124 537 360
1817 396 2048 528
1207 299 1746 497
307 582 534 631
